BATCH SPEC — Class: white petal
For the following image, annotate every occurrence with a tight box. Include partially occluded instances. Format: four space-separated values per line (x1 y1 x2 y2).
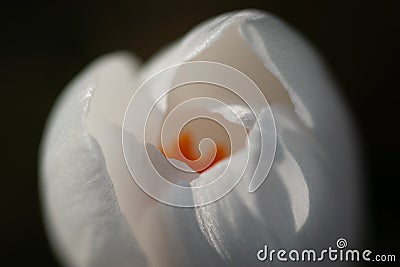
41 9 364 267
136 8 363 264
40 52 149 267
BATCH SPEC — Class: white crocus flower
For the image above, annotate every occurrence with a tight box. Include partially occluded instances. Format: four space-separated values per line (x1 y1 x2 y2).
40 9 364 267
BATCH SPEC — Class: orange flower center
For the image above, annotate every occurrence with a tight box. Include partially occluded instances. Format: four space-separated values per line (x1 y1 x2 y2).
159 131 227 173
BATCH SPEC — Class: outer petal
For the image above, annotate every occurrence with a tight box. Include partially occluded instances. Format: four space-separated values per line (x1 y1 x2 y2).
39 52 148 267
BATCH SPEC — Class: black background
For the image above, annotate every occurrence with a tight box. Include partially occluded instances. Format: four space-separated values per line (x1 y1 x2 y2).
1 0 399 266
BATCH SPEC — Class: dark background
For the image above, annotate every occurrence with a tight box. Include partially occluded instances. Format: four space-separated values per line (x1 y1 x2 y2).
1 0 399 266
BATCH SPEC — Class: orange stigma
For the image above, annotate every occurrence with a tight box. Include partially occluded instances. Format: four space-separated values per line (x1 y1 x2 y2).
159 132 227 173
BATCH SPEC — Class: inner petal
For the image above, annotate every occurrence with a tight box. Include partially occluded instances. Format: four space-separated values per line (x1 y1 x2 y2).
153 80 251 176
155 23 296 176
